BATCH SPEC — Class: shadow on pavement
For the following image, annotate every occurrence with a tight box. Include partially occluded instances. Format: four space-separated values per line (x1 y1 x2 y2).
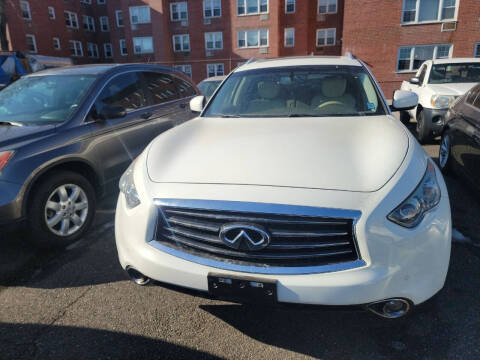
0 322 221 360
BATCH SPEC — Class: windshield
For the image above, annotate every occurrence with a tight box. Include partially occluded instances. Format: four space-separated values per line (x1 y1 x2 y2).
198 80 222 98
203 66 386 118
0 74 96 124
429 63 480 84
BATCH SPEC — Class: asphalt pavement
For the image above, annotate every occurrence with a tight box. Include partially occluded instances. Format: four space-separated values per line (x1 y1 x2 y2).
1 141 480 360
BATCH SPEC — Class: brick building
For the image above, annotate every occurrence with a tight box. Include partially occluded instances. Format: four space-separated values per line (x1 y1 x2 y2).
343 0 480 96
2 0 345 83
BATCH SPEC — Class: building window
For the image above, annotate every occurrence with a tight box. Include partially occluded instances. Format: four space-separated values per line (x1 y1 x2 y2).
396 44 452 72
475 43 480 58
20 1 31 20
26 34 37 53
87 43 99 58
284 28 294 47
173 34 190 52
104 43 113 58
65 11 79 29
207 63 224 77
237 29 268 48
316 28 336 46
48 7 56 20
53 37 61 50
100 16 109 31
69 40 83 57
83 15 95 32
174 64 192 78
129 6 151 24
286 0 295 13
97 0 106 4
402 0 458 24
116 10 124 27
237 0 268 15
119 39 127 56
204 0 221 18
205 32 223 50
170 2 188 21
80 0 92 4
133 36 153 54
318 0 337 14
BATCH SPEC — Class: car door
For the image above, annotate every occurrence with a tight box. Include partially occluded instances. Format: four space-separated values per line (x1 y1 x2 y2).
172 75 199 124
462 89 480 186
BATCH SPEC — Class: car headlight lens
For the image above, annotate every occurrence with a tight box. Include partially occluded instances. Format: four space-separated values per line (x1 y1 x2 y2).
0 151 14 172
387 160 441 228
119 160 141 209
430 95 456 109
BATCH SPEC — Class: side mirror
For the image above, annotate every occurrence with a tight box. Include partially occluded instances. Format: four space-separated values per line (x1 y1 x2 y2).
390 90 418 111
190 95 205 113
409 77 420 85
97 105 127 120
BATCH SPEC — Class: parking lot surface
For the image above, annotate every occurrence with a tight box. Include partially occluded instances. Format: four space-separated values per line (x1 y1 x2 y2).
1 142 480 360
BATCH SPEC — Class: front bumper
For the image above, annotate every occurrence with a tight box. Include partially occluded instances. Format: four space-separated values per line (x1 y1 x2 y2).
0 180 23 226
423 108 448 135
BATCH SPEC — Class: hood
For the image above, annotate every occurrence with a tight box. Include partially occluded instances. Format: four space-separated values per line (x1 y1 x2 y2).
428 83 476 96
146 116 409 192
0 124 57 150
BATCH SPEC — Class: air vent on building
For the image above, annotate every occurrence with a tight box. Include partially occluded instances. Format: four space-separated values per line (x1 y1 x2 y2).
203 18 211 25
206 51 213 57
135 46 141 53
259 47 268 54
317 14 326 22
131 24 138 30
260 14 269 21
181 20 188 27
441 22 457 32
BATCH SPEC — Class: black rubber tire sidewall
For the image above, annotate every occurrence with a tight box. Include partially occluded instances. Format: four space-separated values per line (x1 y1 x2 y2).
400 111 410 125
416 111 431 144
27 171 96 249
439 133 452 174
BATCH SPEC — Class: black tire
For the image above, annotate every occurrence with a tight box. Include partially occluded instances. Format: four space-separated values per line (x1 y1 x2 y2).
416 110 431 144
400 110 410 125
438 132 453 174
27 171 96 249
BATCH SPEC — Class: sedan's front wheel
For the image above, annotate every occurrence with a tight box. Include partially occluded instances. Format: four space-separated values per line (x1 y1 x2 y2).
27 171 96 248
439 133 453 174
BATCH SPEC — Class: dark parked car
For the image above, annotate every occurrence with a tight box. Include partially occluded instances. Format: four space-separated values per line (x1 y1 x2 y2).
0 64 198 247
197 75 226 99
439 83 480 189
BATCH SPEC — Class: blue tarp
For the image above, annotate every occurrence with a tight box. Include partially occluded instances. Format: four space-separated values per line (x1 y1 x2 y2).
0 55 28 85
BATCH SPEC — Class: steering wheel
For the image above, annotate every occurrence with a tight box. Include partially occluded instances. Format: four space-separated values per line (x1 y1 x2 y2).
316 100 345 109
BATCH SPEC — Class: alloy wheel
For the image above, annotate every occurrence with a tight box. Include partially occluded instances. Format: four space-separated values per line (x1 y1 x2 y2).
439 134 451 169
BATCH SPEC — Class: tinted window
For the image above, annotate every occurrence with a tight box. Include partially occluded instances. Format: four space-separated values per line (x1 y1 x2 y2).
198 80 222 98
466 88 479 105
143 72 179 104
97 72 146 111
174 77 197 98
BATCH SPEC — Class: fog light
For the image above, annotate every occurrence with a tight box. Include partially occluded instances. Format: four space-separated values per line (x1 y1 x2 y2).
367 298 411 319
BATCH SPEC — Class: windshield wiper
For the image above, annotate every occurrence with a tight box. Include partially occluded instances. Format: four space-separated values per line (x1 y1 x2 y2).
287 114 323 117
0 121 23 126
217 114 241 118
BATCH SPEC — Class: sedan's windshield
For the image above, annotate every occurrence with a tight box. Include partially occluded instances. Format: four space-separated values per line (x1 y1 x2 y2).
429 63 480 84
203 66 386 118
0 74 96 124
198 80 222 98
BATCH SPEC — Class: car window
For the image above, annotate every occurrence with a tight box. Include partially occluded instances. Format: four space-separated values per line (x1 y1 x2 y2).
466 88 479 106
96 72 146 112
173 77 197 98
198 80 222 98
429 63 480 84
143 72 180 105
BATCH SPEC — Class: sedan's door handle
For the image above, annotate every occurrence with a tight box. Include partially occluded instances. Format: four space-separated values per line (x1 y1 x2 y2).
141 112 153 119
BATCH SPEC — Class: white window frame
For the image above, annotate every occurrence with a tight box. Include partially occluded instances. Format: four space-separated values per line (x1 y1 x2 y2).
203 0 222 18
65 11 79 29
284 28 295 47
83 15 95 32
129 6 151 25
207 63 225 77
119 39 127 56
475 42 480 58
48 6 56 20
133 36 153 54
286 0 295 13
116 10 124 27
97 0 106 4
170 2 188 21
26 34 37 53
87 42 99 58
174 64 192 78
318 0 337 14
172 34 190 52
69 40 83 57
401 0 460 25
237 0 269 16
316 28 336 46
20 1 31 20
100 16 109 32
237 29 269 48
396 44 453 72
104 43 113 58
53 37 61 50
205 32 223 50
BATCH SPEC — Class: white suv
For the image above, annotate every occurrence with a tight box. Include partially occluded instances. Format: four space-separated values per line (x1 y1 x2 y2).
115 56 451 318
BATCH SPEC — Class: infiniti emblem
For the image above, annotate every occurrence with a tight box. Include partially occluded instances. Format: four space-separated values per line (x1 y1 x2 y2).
219 223 271 251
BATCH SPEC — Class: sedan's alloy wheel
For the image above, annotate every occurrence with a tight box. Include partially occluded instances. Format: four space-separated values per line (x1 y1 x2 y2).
44 184 89 236
439 134 451 169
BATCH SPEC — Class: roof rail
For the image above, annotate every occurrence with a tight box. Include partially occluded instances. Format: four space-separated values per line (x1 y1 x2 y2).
345 52 356 59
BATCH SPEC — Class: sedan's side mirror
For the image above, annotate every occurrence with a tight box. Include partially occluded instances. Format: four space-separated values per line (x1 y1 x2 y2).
190 95 205 113
97 105 127 120
409 77 420 85
390 90 418 111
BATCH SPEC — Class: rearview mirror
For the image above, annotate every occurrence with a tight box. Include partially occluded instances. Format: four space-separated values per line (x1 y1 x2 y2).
409 77 420 85
97 105 127 120
390 90 418 111
190 95 205 113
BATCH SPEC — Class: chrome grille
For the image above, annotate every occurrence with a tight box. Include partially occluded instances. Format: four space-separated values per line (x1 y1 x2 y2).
154 200 360 269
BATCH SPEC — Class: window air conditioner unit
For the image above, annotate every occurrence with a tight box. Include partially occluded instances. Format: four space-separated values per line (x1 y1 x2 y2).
260 14 269 21
131 16 138 24
135 46 142 53
317 14 326 22
181 20 188 26
206 51 213 57
203 18 211 25
441 22 456 32
259 47 268 54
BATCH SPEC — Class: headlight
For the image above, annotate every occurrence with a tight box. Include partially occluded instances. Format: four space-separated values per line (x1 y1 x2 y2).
0 151 14 172
430 95 456 109
387 160 441 228
119 160 141 209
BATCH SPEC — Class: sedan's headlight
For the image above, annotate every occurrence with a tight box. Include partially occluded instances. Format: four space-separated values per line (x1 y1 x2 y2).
119 160 141 209
388 160 441 228
430 95 456 109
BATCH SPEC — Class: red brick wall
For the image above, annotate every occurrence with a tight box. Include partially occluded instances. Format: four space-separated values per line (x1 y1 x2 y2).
342 0 480 97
